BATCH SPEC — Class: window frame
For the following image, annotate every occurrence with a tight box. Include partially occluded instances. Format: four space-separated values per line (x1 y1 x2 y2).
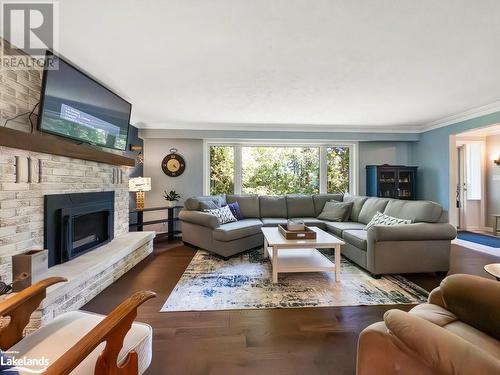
203 139 358 196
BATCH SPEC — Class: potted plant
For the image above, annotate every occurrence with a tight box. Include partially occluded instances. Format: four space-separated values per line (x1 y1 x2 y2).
163 190 181 207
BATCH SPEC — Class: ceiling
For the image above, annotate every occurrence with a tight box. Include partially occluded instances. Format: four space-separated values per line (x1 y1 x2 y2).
23 1 500 131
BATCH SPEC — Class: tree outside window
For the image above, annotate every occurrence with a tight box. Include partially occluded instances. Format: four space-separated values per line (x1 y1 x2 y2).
242 146 319 195
209 145 234 195
326 146 350 193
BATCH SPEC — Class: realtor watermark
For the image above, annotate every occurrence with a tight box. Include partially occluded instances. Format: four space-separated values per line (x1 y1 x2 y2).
1 1 59 69
1 350 49 373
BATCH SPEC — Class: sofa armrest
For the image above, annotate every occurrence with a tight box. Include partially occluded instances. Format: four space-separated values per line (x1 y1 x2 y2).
384 309 500 374
179 210 220 229
367 222 457 242
439 274 500 340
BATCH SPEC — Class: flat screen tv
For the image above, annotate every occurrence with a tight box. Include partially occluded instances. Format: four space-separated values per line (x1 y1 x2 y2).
37 52 131 151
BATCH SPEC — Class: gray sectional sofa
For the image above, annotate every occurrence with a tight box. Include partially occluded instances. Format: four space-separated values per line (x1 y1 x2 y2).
179 194 457 277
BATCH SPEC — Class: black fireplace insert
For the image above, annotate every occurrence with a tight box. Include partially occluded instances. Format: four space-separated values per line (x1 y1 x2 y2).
44 191 114 267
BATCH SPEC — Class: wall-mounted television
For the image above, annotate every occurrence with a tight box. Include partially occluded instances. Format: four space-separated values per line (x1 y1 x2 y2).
37 52 131 151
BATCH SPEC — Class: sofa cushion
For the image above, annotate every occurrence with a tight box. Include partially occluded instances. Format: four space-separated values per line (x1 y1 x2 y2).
317 201 353 222
10 310 152 375
383 199 443 223
343 193 368 221
312 194 344 216
213 219 263 241
226 195 260 218
342 229 368 250
325 221 366 237
259 196 287 218
185 195 225 211
261 218 288 227
286 195 315 218
290 217 327 229
357 198 391 224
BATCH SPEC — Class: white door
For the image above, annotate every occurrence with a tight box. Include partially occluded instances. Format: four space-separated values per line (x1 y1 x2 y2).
457 145 467 229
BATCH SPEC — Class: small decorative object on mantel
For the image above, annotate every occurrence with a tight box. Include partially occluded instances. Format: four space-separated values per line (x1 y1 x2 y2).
129 177 152 210
163 190 181 208
162 148 186 177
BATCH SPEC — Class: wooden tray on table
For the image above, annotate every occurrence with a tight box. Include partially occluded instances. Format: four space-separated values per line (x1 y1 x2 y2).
277 224 317 240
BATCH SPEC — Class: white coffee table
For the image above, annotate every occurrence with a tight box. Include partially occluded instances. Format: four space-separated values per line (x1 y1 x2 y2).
261 226 345 283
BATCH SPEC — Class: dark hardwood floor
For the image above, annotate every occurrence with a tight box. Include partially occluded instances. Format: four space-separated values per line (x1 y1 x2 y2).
83 239 442 375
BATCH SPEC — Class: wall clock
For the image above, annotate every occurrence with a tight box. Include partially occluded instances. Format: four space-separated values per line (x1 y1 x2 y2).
162 148 186 177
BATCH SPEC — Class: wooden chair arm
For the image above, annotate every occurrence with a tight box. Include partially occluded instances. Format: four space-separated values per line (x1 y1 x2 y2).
0 276 67 350
45 290 156 375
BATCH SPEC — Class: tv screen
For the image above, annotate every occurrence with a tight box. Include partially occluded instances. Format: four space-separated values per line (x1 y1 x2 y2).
38 52 131 151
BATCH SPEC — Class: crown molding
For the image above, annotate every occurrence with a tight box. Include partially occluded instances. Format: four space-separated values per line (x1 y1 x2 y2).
418 100 500 133
136 121 420 133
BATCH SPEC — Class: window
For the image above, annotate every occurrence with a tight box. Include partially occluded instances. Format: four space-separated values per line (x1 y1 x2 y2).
209 145 234 195
241 146 320 195
326 146 350 193
465 143 482 200
206 142 356 195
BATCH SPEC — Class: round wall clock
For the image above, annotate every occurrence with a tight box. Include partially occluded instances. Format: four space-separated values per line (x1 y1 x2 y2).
161 148 186 177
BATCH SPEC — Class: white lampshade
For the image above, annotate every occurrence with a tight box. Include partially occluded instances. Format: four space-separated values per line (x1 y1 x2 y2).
129 177 151 192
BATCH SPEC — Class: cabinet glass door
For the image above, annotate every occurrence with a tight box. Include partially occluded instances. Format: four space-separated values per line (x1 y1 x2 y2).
397 170 413 199
378 170 397 198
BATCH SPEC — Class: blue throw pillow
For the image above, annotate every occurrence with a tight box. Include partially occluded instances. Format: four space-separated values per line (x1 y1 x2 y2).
225 202 244 220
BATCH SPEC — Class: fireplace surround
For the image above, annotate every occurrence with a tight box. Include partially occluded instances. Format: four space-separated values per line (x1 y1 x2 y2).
44 191 115 267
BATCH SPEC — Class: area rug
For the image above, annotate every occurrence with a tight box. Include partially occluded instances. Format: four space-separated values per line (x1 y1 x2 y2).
457 231 500 248
161 248 429 312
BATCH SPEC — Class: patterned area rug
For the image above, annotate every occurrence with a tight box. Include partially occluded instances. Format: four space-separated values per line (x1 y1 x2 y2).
161 248 428 312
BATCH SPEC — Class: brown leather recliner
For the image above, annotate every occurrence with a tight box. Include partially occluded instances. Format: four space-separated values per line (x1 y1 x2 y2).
357 274 500 374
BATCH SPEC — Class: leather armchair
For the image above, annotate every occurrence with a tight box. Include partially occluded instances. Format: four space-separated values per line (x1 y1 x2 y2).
357 274 500 374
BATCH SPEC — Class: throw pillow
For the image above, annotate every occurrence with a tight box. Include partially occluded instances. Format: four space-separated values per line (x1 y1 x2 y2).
317 201 353 222
225 202 244 220
205 205 237 224
365 211 412 230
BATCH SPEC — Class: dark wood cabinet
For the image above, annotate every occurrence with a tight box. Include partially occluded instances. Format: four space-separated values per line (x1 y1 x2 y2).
366 165 418 200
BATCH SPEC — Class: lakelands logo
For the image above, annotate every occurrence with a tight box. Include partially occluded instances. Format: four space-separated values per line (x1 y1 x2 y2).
1 351 50 373
1 1 59 69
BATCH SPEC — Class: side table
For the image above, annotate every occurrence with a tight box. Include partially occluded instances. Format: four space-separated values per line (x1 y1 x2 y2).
484 263 500 281
129 205 183 240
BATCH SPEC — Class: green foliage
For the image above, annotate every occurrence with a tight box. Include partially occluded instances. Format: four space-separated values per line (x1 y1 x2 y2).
209 145 351 195
326 146 350 193
242 146 319 195
164 190 181 201
210 146 234 195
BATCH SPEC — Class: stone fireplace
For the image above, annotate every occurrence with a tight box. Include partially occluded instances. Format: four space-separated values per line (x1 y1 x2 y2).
44 191 115 266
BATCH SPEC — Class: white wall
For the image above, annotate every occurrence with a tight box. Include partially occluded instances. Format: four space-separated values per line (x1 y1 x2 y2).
143 138 204 232
358 141 413 195
486 134 500 228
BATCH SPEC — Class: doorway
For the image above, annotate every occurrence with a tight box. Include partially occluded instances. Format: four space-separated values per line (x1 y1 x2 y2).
449 124 500 235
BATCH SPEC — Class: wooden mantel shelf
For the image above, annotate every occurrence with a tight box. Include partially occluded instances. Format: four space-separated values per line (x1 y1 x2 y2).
0 127 135 167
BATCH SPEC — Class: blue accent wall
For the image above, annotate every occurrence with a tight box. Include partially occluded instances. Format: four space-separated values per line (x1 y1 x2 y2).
412 111 500 209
